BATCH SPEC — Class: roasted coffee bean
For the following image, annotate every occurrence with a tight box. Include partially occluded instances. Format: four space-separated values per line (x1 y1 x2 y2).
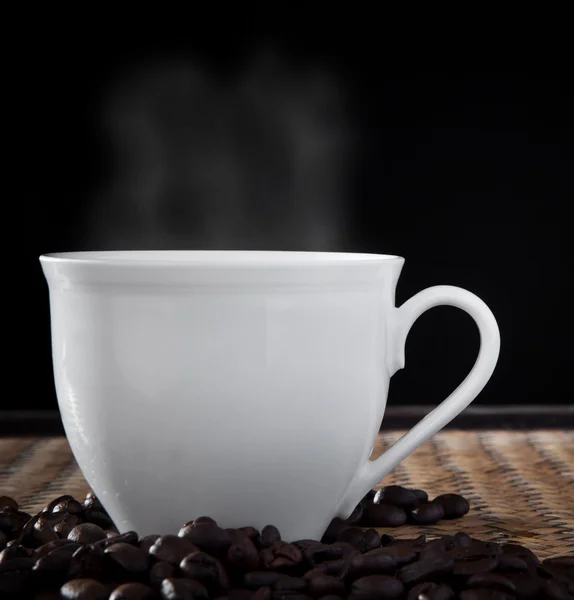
448 539 498 561
453 556 499 576
0 497 18 511
149 535 199 566
0 531 6 552
453 532 473 547
321 519 350 544
245 570 282 587
410 502 445 524
336 527 369 552
160 577 209 599
252 586 272 600
321 558 347 577
47 495 84 516
467 572 517 593
33 543 82 572
543 555 574 568
459 591 515 600
228 536 261 570
104 530 139 548
105 542 150 573
274 575 307 592
306 573 346 596
191 516 218 527
398 554 454 585
432 494 470 519
373 536 426 566
60 577 108 600
83 491 103 510
139 534 160 554
33 539 78 559
180 551 229 589
179 522 232 555
0 543 32 563
412 489 429 505
0 508 21 536
363 503 407 527
407 582 454 600
374 486 419 510
362 529 381 552
496 553 528 572
68 523 107 544
54 513 82 538
260 542 303 570
500 543 539 570
543 579 574 600
68 543 107 579
84 508 115 529
346 502 364 525
32 515 60 545
351 574 404 599
261 525 281 548
110 582 157 599
227 588 255 600
380 534 395 547
149 560 174 587
349 552 397 576
301 542 343 566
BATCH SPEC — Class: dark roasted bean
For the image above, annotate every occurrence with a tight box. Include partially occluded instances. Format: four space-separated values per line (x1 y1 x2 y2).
60 577 108 600
351 574 404 599
0 531 6 552
542 579 573 600
261 526 281 548
336 527 368 552
349 552 396 576
301 542 343 566
68 543 106 579
110 582 156 599
228 536 261 570
467 572 516 593
105 542 150 573
322 558 347 577
104 530 139 547
252 586 272 600
410 502 445 524
500 543 539 570
306 573 345 596
496 553 528 572
245 570 282 587
345 502 364 525
179 523 232 555
180 551 229 589
453 556 499 576
320 519 350 544
371 536 426 566
274 575 307 592
432 494 470 519
161 577 209 599
543 555 574 568
68 523 107 544
149 560 174 587
83 491 103 510
362 528 381 552
374 486 419 510
398 554 454 585
0 508 22 536
139 534 160 554
380 534 395 547
33 538 76 559
0 497 18 511
407 582 454 600
149 535 199 566
32 515 60 545
48 495 84 516
54 513 82 538
33 543 82 572
192 516 218 527
459 591 515 600
84 508 115 529
453 532 473 547
411 489 429 505
260 542 303 570
363 503 407 527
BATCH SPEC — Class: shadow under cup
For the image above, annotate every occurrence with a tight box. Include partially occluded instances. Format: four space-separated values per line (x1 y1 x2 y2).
40 251 500 540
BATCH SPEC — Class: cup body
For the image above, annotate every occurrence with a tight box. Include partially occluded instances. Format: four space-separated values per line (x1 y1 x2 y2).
41 251 404 539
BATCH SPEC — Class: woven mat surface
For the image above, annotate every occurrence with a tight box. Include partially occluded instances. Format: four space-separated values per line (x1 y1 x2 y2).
1 430 572 559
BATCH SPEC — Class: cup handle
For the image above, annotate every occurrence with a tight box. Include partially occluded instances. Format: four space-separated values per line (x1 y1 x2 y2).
337 285 500 517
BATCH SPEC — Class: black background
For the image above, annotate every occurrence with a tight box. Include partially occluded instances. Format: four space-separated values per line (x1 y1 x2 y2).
8 31 573 412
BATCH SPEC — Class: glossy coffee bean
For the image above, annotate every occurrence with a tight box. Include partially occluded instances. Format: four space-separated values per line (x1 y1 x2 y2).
68 544 107 579
301 542 343 566
54 513 82 538
110 582 156 599
47 495 84 516
336 527 369 552
349 552 397 576
453 556 499 576
398 554 455 585
104 531 139 548
0 531 6 552
363 528 381 552
261 525 281 548
380 534 395 547
84 508 115 529
542 579 574 600
410 501 445 524
0 497 18 511
407 582 454 600
500 543 539 570
363 503 407 527
496 553 528 571
149 535 199 566
139 534 160 554
68 523 107 544
160 577 209 599
33 538 76 559
33 542 82 572
320 518 350 544
374 486 419 510
228 535 261 570
180 551 229 589
105 542 150 573
179 522 232 555
432 494 470 519
306 574 345 596
467 572 516 593
345 502 364 525
351 574 404 599
149 560 174 587
252 586 272 600
60 577 108 600
412 489 429 504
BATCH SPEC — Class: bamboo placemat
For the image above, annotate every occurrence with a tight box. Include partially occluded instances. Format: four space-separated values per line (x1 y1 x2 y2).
1 431 572 559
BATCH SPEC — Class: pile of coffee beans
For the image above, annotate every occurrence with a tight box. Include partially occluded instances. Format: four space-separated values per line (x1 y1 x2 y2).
1 492 572 599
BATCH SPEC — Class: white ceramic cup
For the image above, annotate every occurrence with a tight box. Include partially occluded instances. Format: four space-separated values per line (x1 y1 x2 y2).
41 251 500 540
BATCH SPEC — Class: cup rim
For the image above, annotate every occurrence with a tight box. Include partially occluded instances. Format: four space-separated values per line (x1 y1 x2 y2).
40 250 404 267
